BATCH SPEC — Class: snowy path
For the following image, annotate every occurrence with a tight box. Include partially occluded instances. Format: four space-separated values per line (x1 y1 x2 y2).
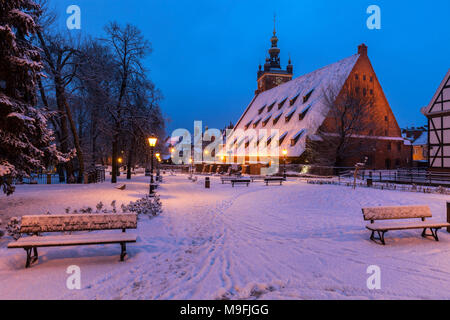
0 174 450 299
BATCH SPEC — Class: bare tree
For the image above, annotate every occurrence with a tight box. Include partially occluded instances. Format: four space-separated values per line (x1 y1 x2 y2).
305 79 377 168
102 22 151 183
35 25 86 182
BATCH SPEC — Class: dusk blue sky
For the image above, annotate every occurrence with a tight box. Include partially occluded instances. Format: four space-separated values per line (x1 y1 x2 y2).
49 0 450 136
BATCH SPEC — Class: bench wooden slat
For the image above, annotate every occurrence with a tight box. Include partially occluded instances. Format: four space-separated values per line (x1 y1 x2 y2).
367 221 450 232
8 233 137 248
362 206 431 221
20 213 137 233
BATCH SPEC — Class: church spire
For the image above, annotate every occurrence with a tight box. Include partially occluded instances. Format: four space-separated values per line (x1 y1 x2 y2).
255 17 294 94
273 13 276 36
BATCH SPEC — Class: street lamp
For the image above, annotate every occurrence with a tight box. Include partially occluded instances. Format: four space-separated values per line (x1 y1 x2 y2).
282 149 288 180
148 135 158 195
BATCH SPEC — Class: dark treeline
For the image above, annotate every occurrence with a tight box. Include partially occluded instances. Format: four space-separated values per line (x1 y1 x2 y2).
33 0 165 184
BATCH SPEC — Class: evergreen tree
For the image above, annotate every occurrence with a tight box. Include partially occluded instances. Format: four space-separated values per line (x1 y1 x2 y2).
0 0 68 195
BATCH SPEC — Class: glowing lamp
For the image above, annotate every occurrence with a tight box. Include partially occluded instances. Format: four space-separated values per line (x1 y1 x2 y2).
148 135 157 147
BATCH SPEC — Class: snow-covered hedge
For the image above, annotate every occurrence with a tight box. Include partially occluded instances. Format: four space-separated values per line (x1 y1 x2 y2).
6 217 21 240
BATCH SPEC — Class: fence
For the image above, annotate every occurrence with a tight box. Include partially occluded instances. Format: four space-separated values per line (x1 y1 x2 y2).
15 167 106 185
307 177 450 195
355 169 450 186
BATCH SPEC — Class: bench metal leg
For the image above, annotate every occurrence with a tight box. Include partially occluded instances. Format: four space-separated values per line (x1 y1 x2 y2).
422 228 440 241
370 230 387 245
24 247 39 268
120 242 127 261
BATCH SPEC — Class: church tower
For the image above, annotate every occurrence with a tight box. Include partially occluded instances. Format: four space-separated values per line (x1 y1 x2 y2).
255 18 293 94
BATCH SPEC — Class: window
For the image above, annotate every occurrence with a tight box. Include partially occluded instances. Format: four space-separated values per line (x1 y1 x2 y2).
384 116 388 121
303 89 314 103
273 110 283 125
355 74 359 80
285 107 296 122
245 120 252 130
253 118 261 128
299 105 311 121
370 76 373 82
258 105 266 115
278 98 287 109
267 133 276 146
387 142 391 151
363 88 367 96
262 114 271 127
363 75 366 81
385 159 391 169
290 129 306 146
370 89 373 95
290 94 299 106
385 129 388 136
355 87 360 94
397 142 401 151
245 137 254 149
267 102 276 112
279 131 288 145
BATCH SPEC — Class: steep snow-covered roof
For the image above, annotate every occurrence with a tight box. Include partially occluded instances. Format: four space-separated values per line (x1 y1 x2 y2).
230 54 360 157
412 131 427 146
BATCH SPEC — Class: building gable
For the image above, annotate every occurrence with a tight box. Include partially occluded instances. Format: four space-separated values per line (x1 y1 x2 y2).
422 69 450 169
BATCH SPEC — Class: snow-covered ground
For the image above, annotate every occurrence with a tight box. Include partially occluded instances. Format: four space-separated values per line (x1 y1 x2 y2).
0 174 450 300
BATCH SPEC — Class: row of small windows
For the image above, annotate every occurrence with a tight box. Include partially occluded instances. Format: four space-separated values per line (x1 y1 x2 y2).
355 87 374 96
257 89 315 116
246 104 312 130
232 128 307 149
387 141 402 151
355 73 374 82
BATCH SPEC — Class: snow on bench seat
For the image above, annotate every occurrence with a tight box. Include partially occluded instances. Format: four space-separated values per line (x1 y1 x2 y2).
362 205 432 221
8 233 137 248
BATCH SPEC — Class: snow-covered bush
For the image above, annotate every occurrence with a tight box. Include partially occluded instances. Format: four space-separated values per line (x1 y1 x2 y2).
96 202 104 213
436 186 446 194
65 196 162 217
125 195 162 217
6 217 21 240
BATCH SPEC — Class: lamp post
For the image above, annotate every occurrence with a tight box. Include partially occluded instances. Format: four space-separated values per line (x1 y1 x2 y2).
282 149 287 180
155 153 161 182
148 135 158 195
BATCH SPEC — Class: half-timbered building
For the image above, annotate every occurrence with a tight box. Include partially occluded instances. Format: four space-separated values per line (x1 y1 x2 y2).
422 69 450 171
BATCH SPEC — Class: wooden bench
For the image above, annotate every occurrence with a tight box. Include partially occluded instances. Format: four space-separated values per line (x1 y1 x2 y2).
250 176 266 182
362 205 450 245
221 177 235 184
8 214 137 268
230 178 251 187
264 177 284 186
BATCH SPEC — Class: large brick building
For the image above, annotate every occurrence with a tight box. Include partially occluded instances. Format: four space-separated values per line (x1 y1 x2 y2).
226 29 410 170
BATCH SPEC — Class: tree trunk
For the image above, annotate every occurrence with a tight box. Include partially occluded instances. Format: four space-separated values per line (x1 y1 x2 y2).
54 82 74 181
111 134 118 183
59 81 85 183
126 139 135 180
